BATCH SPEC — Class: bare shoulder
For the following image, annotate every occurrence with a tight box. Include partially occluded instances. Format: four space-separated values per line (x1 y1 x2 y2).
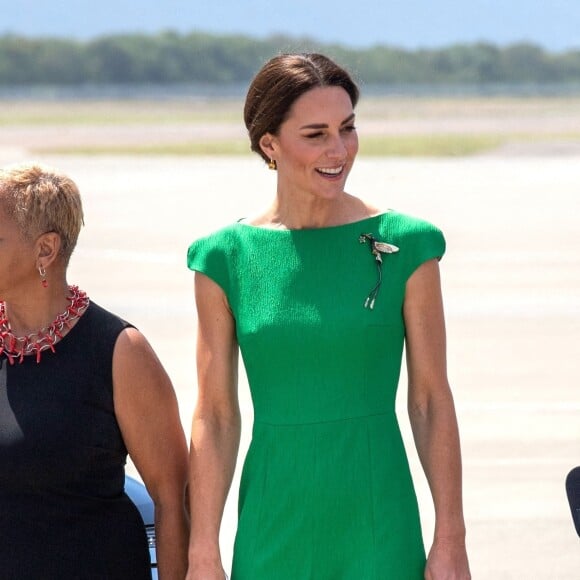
194 271 233 317
409 256 441 281
113 327 169 383
114 326 157 359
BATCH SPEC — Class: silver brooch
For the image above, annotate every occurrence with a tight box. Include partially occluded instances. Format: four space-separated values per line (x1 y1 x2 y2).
359 233 399 309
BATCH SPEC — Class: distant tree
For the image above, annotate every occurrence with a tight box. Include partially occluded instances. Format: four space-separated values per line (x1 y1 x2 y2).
558 49 580 81
34 38 87 84
0 32 579 87
501 42 558 82
0 35 42 83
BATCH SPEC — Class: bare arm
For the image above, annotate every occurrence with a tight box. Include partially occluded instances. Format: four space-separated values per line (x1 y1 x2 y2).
113 328 189 580
404 259 470 580
186 272 240 580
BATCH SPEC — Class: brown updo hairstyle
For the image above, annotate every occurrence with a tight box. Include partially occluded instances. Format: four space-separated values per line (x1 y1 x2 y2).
244 53 360 164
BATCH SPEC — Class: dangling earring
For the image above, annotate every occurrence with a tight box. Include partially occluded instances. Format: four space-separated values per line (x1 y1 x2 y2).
268 159 277 170
39 266 48 288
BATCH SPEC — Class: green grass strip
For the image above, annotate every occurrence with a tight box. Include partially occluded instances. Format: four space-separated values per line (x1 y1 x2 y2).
33 134 504 157
359 134 505 156
31 132 580 158
33 141 251 156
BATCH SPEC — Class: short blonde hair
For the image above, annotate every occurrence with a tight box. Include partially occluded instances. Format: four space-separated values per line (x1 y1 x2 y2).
0 163 84 264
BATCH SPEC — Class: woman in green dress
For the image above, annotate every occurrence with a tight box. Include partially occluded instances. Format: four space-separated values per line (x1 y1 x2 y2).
186 53 470 580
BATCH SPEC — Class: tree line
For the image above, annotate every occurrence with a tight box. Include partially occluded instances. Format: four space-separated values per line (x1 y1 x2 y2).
1 31 579 85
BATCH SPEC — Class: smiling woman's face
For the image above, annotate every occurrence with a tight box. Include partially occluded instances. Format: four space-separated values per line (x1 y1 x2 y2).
261 85 358 201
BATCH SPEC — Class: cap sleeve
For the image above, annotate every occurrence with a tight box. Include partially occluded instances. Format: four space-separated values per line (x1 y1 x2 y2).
411 223 445 272
394 215 446 281
187 230 232 298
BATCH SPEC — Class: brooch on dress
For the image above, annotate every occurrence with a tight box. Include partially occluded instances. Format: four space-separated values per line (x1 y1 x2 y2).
359 233 399 309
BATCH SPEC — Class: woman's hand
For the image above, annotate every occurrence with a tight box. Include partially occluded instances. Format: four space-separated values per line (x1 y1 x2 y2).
425 537 471 579
185 561 228 580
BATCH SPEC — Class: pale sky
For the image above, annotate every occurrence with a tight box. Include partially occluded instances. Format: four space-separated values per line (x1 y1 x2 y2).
1 0 579 51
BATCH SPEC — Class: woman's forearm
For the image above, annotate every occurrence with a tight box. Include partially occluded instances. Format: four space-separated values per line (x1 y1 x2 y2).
188 411 241 566
155 500 190 579
409 386 466 540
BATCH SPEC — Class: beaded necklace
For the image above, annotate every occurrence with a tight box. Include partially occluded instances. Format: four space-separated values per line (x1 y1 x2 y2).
0 285 89 365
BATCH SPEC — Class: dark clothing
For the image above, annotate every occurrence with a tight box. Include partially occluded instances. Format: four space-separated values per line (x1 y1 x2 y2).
0 302 151 579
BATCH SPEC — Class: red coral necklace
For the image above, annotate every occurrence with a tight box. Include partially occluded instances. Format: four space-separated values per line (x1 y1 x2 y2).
0 285 89 365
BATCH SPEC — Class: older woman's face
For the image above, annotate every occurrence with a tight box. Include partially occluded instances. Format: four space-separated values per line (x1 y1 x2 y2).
267 86 358 201
0 207 36 298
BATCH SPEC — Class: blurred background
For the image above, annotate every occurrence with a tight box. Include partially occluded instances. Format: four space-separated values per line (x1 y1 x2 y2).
1 1 579 578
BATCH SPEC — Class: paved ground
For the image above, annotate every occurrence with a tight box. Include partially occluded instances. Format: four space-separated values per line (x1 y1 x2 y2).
1 151 578 578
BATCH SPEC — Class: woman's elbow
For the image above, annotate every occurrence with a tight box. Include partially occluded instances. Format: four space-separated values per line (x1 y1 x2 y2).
407 379 454 424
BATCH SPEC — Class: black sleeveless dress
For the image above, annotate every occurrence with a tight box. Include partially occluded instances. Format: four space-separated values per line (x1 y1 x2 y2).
0 302 151 579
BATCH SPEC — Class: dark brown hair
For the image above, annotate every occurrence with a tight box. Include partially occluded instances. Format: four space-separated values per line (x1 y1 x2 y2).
244 53 360 163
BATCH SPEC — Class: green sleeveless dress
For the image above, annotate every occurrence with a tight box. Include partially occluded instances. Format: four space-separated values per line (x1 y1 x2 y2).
187 211 445 580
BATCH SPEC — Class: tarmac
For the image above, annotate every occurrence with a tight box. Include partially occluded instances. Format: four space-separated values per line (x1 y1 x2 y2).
2 151 579 578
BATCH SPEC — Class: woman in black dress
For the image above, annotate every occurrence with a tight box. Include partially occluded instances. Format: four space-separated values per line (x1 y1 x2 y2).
0 163 189 579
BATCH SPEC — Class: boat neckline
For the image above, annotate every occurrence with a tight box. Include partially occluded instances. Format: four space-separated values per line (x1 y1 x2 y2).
235 211 392 233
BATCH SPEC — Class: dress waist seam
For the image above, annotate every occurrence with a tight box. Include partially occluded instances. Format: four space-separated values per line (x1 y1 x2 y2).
253 410 395 428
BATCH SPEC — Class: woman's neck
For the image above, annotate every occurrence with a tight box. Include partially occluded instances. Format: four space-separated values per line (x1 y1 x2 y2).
256 192 376 230
2 281 71 336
